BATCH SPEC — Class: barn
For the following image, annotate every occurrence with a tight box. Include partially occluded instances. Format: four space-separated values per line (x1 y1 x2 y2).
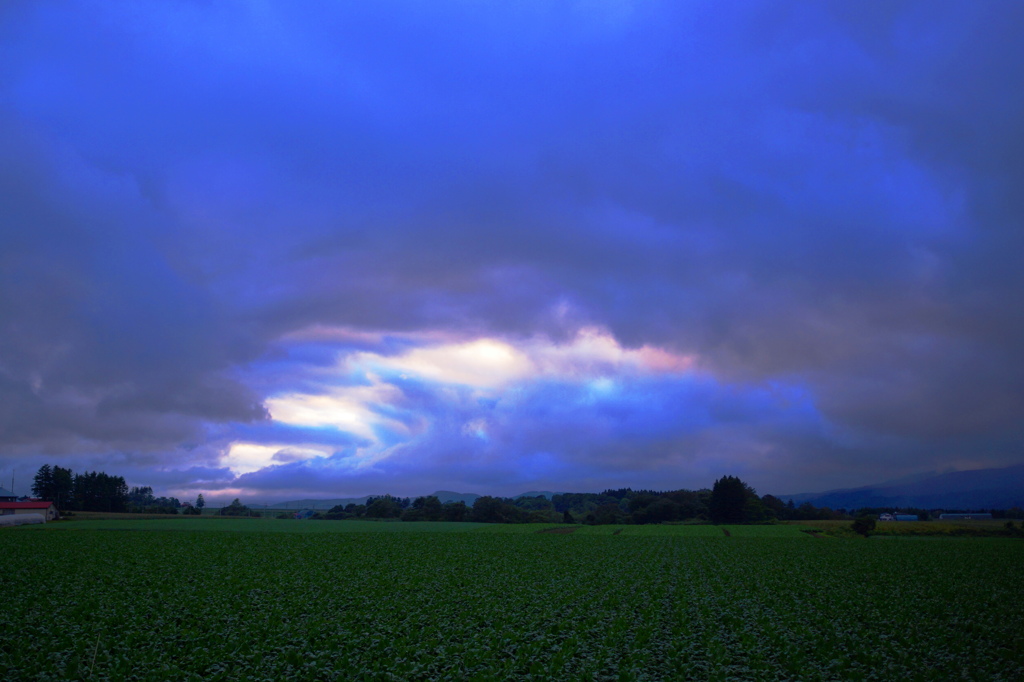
0 501 59 521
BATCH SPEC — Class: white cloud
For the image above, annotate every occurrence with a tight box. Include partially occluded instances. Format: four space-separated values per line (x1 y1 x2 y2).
222 442 333 476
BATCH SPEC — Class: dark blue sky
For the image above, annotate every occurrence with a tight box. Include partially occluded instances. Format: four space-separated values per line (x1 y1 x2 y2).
2 1 1023 503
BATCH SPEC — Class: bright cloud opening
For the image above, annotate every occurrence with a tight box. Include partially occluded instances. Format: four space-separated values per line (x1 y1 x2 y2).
354 338 534 388
346 327 695 390
222 442 333 476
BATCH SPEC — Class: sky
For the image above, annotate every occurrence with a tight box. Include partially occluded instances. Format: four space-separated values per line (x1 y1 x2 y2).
2 1 1023 504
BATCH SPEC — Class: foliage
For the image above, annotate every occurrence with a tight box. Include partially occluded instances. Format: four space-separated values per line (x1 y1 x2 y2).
471 496 531 523
127 486 181 514
709 475 759 523
218 498 257 517
851 516 877 537
2 526 1022 680
365 496 403 518
31 465 75 510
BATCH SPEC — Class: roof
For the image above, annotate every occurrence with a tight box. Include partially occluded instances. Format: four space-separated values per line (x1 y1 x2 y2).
0 486 17 498
0 501 55 509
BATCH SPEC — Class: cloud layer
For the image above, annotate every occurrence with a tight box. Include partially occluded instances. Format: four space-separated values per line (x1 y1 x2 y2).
2 1 1023 501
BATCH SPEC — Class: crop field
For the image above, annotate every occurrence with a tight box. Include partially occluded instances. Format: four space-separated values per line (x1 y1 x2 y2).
788 518 1019 538
2 523 1022 681
32 518 487 534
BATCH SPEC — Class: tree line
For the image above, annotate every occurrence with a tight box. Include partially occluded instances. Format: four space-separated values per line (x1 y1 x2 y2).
31 464 188 514
31 464 135 513
310 476 847 525
33 463 950 525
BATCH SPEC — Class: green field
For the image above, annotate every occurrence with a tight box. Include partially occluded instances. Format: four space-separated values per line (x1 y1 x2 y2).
2 521 1022 680
34 517 487 533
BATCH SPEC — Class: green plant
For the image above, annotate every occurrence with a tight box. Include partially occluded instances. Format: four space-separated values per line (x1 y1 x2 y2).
851 515 876 537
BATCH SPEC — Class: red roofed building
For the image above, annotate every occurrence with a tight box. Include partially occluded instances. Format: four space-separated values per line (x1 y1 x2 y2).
0 501 59 521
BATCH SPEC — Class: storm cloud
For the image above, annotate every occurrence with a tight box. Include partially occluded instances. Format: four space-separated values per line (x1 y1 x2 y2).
1 1 1022 501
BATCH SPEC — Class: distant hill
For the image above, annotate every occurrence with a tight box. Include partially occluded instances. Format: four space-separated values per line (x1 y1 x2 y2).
781 463 1024 510
268 496 371 510
432 491 481 504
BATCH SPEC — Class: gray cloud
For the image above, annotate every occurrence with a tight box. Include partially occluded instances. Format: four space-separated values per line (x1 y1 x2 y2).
1 1 1023 496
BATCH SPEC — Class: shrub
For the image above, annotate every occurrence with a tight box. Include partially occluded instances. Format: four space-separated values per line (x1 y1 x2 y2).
851 516 876 537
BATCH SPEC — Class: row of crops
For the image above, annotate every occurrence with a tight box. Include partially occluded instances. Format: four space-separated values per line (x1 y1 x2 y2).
2 525 1022 680
29 517 817 536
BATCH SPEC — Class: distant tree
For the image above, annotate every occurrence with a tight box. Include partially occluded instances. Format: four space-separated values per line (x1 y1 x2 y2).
326 504 351 519
421 496 443 521
219 498 253 516
664 489 708 519
51 466 73 510
563 510 575 524
589 503 627 525
128 486 156 512
761 494 788 519
709 476 756 524
401 507 424 521
514 495 554 512
743 496 773 524
71 471 129 512
365 497 403 518
627 493 658 514
472 496 531 523
195 494 206 511
441 500 469 522
32 465 54 500
632 498 681 525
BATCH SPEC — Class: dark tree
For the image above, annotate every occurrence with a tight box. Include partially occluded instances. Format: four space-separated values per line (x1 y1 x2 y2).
32 464 54 500
128 486 155 511
441 500 469 522
365 497 403 518
51 467 73 510
589 503 627 525
421 495 443 521
632 498 681 524
219 498 254 516
708 475 756 524
472 496 530 523
851 516 876 537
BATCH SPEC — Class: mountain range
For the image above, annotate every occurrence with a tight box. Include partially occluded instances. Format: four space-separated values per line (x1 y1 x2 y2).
780 463 1024 510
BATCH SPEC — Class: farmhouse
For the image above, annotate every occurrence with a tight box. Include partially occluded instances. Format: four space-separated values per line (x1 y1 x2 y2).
0 486 17 502
0 501 59 521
